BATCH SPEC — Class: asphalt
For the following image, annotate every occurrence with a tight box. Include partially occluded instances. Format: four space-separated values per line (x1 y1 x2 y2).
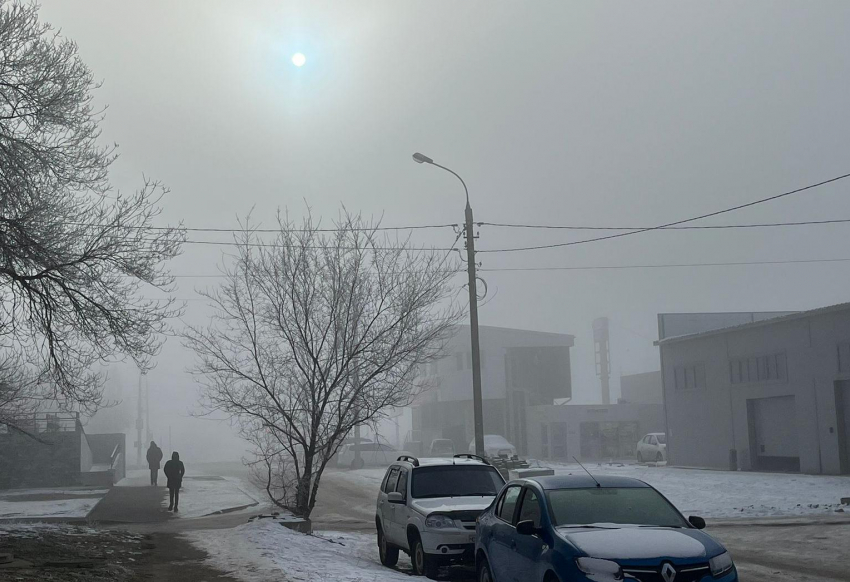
88 485 173 524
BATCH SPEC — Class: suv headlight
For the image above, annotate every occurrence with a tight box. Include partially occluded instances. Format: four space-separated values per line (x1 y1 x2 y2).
576 557 623 580
710 551 734 577
425 514 456 529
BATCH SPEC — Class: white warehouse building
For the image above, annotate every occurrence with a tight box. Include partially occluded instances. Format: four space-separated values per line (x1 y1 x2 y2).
656 304 850 475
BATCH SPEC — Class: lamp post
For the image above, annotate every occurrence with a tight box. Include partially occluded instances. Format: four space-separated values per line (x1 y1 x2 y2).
412 152 485 457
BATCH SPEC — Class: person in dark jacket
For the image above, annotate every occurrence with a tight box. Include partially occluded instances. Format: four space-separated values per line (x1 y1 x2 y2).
163 451 185 512
146 441 163 486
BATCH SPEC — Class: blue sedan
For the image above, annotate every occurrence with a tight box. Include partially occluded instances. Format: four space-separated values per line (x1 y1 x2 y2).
475 475 737 582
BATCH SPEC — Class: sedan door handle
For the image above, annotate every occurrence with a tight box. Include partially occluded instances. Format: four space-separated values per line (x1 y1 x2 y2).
511 541 517 551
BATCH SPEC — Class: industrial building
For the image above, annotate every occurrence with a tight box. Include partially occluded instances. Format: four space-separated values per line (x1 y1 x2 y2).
410 325 575 456
657 304 850 475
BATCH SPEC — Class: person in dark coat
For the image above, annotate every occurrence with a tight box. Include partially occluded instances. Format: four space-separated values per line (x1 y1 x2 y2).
146 441 163 486
163 451 185 512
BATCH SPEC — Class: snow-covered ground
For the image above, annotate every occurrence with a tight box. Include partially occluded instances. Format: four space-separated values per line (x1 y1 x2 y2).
118 468 259 517
169 476 259 518
0 488 107 520
188 520 412 582
543 461 850 518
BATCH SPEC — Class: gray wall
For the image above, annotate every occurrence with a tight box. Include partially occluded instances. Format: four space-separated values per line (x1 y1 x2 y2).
525 403 665 461
620 371 663 404
660 307 850 474
0 429 83 489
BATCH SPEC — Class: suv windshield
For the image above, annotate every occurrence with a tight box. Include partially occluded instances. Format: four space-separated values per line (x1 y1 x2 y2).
548 487 688 528
411 466 504 499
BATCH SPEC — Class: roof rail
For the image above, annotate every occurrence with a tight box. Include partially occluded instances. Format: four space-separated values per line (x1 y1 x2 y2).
397 455 420 467
453 453 490 465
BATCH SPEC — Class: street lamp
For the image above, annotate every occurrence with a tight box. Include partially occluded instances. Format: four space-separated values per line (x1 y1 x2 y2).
412 152 485 457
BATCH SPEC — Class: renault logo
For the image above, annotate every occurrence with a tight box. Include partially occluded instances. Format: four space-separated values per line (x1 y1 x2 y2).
661 563 677 582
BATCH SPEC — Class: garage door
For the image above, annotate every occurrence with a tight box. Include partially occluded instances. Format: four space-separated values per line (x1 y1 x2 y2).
748 396 799 472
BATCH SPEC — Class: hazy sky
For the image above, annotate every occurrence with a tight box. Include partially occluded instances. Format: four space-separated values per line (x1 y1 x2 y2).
37 1 850 460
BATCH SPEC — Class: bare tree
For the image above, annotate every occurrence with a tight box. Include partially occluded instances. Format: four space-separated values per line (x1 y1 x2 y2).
184 210 461 518
0 1 184 433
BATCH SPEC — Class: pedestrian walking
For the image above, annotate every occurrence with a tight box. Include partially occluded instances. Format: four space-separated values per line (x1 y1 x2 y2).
163 451 185 512
146 441 163 486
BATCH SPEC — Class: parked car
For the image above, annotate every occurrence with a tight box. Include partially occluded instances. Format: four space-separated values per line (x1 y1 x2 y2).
468 435 517 458
428 439 455 457
337 442 410 469
636 432 667 463
476 474 737 582
376 454 505 579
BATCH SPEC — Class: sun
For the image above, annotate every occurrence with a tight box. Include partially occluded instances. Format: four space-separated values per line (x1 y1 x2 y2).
291 53 306 67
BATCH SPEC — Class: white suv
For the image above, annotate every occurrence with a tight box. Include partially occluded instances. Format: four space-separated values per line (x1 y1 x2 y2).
375 454 505 579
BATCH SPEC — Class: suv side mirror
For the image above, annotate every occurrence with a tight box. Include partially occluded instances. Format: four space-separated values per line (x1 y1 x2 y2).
516 520 540 536
387 492 405 504
688 515 706 530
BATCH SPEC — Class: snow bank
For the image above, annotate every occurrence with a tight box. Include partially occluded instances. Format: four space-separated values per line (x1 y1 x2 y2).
0 489 107 520
188 520 412 582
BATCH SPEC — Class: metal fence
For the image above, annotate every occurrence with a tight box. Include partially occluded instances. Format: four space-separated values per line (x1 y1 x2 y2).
0 412 81 434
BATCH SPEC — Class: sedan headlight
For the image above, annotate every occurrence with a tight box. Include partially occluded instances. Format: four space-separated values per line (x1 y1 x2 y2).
425 514 456 529
576 557 623 581
710 551 734 577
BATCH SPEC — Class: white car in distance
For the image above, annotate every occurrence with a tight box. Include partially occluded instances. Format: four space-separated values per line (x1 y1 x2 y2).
637 432 667 463
468 434 517 458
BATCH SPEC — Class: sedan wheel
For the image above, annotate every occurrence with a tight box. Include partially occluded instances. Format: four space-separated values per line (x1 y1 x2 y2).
637 452 643 463
656 452 664 462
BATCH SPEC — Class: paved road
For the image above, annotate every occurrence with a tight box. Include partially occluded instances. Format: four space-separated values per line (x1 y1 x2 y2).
313 467 850 582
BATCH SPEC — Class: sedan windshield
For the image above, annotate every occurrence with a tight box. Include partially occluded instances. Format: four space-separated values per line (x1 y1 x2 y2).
411 466 505 499
656 434 666 444
547 487 688 528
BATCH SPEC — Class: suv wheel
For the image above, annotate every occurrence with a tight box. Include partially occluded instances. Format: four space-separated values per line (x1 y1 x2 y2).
411 533 440 579
377 524 399 567
350 457 365 470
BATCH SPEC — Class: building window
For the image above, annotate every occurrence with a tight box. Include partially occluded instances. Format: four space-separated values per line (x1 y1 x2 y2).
674 363 705 390
839 343 850 373
729 352 787 385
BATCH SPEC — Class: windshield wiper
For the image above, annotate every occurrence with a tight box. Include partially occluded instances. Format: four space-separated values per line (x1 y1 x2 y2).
637 525 684 528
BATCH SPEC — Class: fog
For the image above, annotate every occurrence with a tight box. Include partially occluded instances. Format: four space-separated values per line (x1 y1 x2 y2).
34 1 850 464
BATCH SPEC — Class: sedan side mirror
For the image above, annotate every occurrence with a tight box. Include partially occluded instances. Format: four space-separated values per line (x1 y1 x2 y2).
516 520 541 536
688 515 706 530
387 492 405 504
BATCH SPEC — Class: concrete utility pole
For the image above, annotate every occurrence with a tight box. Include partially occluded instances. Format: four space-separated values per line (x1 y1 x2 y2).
412 152 485 457
135 371 144 467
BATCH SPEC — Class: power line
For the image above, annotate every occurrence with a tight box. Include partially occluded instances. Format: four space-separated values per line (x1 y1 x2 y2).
480 218 850 231
478 257 850 272
166 256 850 278
478 171 850 253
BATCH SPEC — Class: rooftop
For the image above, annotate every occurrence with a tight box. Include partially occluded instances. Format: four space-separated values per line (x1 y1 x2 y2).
655 301 850 346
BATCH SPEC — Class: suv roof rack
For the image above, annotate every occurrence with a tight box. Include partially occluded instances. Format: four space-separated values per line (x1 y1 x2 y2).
397 455 420 467
453 453 490 465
